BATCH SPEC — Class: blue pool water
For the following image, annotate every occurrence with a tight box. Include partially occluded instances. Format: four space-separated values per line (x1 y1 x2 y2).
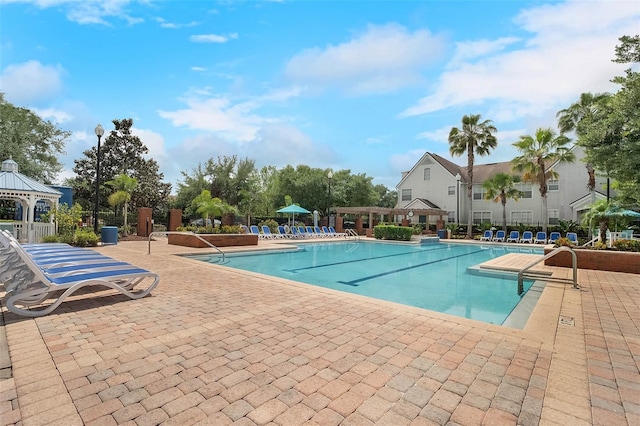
189 242 543 325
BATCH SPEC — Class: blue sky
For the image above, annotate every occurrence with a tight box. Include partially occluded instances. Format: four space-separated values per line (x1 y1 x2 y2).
1 0 637 192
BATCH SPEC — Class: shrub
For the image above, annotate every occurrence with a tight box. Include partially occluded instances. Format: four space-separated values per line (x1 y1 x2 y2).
612 239 640 252
258 219 279 233
554 237 575 248
74 229 99 247
176 225 243 234
41 235 60 243
411 224 424 235
374 225 413 241
592 241 608 250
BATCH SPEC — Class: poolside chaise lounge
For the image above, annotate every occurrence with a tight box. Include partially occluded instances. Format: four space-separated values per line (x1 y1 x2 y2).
492 230 506 242
480 230 493 241
567 232 579 244
328 226 348 238
534 231 547 244
2 236 160 317
520 231 534 243
548 232 561 244
506 231 520 243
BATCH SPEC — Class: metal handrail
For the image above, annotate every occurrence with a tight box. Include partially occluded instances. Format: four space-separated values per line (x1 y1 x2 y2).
147 231 225 261
345 229 360 240
517 246 578 295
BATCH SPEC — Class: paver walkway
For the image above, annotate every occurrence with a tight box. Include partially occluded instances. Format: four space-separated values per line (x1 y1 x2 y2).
1 239 638 425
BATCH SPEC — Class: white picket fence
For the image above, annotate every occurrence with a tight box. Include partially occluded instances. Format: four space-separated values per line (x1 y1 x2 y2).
5 222 56 243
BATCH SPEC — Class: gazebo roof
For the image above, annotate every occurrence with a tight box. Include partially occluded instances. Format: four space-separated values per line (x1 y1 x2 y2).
0 158 61 195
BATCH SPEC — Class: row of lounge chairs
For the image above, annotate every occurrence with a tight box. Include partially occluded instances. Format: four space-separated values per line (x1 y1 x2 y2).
0 230 159 317
242 225 347 239
480 230 578 245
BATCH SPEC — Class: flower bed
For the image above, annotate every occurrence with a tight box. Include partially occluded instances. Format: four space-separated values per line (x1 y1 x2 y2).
168 233 258 248
544 247 640 274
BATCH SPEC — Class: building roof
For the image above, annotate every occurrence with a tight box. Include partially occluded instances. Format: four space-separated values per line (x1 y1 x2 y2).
0 158 62 195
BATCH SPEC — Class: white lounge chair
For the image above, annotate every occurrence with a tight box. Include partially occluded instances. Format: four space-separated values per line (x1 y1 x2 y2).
3 238 160 317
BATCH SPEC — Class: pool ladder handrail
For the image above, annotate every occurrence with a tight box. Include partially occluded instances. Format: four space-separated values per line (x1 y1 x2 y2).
517 246 578 295
345 229 360 240
147 231 225 261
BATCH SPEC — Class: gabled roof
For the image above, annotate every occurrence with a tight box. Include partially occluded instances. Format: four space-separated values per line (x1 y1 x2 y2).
0 158 61 195
403 198 441 210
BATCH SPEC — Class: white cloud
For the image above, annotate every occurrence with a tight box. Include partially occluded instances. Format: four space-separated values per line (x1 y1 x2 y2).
156 17 198 29
416 126 451 143
0 60 64 104
390 149 427 174
33 107 72 124
285 23 445 94
400 0 639 119
158 96 275 142
190 33 238 43
449 37 520 66
7 0 144 25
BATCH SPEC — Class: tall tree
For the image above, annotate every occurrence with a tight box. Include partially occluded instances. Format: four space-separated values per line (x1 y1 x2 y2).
483 173 522 232
106 174 138 236
448 114 498 238
577 35 640 205
0 93 70 183
72 118 171 212
512 128 575 233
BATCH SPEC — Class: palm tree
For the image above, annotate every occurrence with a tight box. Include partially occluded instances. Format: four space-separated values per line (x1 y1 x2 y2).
191 190 233 227
557 92 612 206
556 92 610 135
106 174 138 236
483 173 522 232
512 128 575 234
582 199 614 244
448 114 498 238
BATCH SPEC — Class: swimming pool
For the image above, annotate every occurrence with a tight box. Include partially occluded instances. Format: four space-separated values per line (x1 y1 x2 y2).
189 241 543 325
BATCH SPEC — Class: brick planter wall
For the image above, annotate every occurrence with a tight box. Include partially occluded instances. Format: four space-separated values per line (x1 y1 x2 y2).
544 248 640 274
168 233 258 248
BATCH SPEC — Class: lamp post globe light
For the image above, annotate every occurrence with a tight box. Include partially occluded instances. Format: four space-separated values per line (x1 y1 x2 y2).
327 171 333 226
93 124 105 234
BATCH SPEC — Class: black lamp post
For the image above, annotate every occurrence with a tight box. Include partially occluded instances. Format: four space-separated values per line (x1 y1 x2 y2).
93 124 104 234
327 171 333 226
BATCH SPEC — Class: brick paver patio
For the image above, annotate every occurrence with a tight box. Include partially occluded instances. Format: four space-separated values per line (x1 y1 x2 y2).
1 239 638 425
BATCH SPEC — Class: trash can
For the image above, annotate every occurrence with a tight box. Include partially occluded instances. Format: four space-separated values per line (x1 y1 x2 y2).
437 229 447 239
101 226 118 245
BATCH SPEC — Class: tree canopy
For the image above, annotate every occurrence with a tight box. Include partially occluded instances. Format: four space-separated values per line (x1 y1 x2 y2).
70 118 171 213
564 35 640 205
0 93 70 183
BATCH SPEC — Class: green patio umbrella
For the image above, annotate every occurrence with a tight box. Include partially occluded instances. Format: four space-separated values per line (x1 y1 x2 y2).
276 204 311 225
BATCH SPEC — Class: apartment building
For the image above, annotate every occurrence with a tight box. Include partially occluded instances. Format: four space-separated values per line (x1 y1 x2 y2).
396 145 609 227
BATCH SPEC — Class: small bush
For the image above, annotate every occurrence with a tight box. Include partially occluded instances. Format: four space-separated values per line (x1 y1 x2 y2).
41 235 60 243
612 239 640 252
258 219 279 233
554 237 575 248
374 225 413 241
592 241 608 250
74 229 99 247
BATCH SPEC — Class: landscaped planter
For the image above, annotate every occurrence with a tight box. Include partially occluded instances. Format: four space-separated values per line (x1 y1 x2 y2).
168 233 258 248
544 247 640 274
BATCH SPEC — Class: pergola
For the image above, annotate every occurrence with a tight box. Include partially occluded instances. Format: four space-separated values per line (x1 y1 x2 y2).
333 206 449 233
0 158 61 243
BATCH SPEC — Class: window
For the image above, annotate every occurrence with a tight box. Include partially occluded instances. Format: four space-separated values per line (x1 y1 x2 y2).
473 185 485 200
548 179 559 191
515 183 533 198
401 189 412 201
448 186 455 195
472 211 491 225
511 211 533 225
447 211 455 223
423 168 431 181
548 209 559 225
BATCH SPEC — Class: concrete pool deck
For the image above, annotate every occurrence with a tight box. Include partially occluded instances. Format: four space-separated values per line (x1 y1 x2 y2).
1 238 638 425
